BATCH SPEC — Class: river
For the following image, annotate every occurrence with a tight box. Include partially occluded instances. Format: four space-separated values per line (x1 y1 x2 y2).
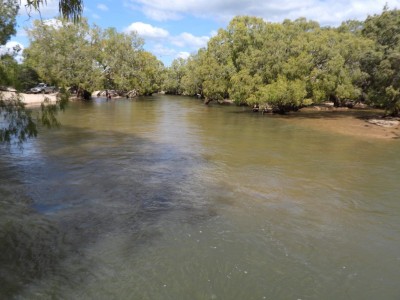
1 95 400 299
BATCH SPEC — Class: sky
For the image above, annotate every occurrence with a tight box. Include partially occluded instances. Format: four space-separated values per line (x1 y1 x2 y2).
6 0 400 66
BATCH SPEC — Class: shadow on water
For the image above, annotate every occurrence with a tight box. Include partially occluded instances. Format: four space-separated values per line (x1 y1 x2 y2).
0 123 217 298
2 96 400 299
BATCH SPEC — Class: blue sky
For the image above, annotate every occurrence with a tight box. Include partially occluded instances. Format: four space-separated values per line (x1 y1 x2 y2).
7 0 400 66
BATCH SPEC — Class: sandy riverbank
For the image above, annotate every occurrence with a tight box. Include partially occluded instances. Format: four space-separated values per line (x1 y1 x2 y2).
284 108 400 140
2 91 399 140
1 91 58 106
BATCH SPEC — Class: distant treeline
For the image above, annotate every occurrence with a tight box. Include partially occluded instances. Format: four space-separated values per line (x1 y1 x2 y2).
163 8 400 115
1 7 399 116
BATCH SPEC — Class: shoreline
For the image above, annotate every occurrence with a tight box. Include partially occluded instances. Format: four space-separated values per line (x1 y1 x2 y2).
1 91 58 106
284 108 400 140
2 91 399 140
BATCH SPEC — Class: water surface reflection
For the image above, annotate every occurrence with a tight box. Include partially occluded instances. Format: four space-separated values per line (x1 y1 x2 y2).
1 95 400 299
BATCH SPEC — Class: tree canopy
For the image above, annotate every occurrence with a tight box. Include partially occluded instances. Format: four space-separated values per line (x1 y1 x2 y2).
23 0 83 22
165 9 400 116
1 0 84 144
23 18 163 95
2 2 400 145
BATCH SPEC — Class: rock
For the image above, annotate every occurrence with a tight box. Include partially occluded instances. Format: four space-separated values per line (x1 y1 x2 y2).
218 99 234 105
322 101 334 107
353 102 367 109
368 119 400 128
126 89 138 98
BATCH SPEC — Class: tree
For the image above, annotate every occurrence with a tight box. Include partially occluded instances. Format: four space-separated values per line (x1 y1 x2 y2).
0 0 37 144
362 8 400 116
1 0 84 144
93 27 149 92
24 17 163 97
134 51 164 95
23 0 83 22
162 57 187 95
257 76 307 113
24 18 97 90
180 51 205 96
0 0 18 45
172 15 378 113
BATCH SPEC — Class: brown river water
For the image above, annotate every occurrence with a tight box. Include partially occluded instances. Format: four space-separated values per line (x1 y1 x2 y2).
1 95 400 299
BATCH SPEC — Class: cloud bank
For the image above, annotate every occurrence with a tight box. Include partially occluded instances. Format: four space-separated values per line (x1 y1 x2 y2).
125 22 210 61
127 0 400 25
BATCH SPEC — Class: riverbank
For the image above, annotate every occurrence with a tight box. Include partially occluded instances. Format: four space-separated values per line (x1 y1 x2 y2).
284 108 400 140
1 91 58 106
2 91 399 139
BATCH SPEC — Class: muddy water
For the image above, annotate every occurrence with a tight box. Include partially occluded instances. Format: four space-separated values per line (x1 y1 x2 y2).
1 95 400 299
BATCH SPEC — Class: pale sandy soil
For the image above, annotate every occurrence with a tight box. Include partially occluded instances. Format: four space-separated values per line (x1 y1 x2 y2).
284 108 400 140
1 91 58 106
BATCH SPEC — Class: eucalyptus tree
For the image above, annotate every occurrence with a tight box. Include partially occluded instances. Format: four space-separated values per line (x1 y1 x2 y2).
202 28 235 101
1 0 19 85
0 0 18 45
91 27 145 92
0 0 36 143
200 49 231 101
362 7 400 116
162 57 187 94
23 0 83 22
24 18 99 91
1 0 85 144
24 20 162 95
293 27 372 106
135 51 164 95
180 51 204 96
256 76 307 113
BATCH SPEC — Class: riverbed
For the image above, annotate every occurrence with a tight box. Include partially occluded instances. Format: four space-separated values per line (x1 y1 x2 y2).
1 95 400 299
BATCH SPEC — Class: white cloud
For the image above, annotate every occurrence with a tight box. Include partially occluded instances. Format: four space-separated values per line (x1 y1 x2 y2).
16 28 28 38
152 44 177 57
171 32 209 49
142 7 181 21
43 18 64 29
97 4 109 11
176 51 190 59
127 0 400 25
124 22 209 56
125 22 169 39
0 42 24 62
210 30 218 38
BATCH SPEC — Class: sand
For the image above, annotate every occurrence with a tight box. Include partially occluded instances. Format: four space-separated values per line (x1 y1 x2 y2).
1 91 58 106
284 108 400 140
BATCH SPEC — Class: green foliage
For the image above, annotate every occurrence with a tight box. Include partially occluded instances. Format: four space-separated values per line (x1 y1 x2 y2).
162 58 187 94
0 93 37 144
229 70 261 105
0 0 84 145
25 19 98 90
167 12 398 114
385 85 400 116
92 27 146 91
0 54 18 87
257 76 306 113
0 0 18 45
361 8 400 115
180 52 204 96
0 90 70 145
24 0 83 22
24 19 162 95
14 64 40 92
135 51 164 95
